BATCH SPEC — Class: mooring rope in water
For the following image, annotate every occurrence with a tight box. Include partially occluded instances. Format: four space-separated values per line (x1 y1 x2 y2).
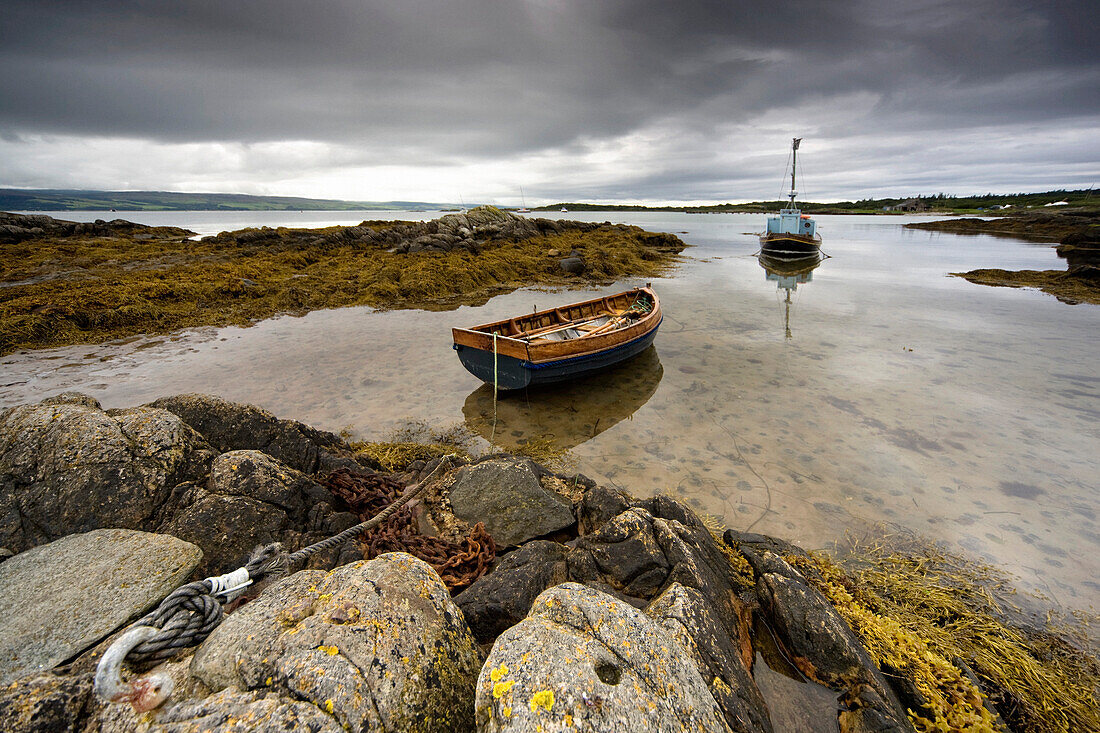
94 455 457 710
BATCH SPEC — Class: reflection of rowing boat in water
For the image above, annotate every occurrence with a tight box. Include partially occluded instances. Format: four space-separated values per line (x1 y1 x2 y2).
462 345 663 451
758 253 823 340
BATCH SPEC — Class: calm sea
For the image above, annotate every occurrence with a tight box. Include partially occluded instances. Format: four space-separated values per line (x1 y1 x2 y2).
5 210 1097 606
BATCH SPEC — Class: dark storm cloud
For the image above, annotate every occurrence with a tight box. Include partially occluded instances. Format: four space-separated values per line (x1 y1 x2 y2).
1 0 1097 199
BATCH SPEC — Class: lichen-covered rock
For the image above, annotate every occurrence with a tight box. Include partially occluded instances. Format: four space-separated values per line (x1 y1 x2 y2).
0 396 215 553
151 687 343 733
0 529 201 684
448 457 574 547
0 672 93 733
191 553 482 732
149 393 354 474
647 583 773 733
476 582 731 732
455 540 569 644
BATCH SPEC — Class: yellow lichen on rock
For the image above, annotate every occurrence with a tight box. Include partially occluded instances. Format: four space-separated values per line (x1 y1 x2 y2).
493 679 516 699
530 689 555 713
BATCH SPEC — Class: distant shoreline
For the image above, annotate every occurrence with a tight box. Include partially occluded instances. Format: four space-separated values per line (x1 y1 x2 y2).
3 187 1093 214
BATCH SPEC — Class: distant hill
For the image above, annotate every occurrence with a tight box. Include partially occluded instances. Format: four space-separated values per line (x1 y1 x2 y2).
0 189 451 212
537 189 1097 214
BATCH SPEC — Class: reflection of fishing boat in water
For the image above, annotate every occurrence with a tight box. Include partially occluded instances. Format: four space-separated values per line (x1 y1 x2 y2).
759 253 823 340
760 137 821 257
463 345 663 451
452 286 662 390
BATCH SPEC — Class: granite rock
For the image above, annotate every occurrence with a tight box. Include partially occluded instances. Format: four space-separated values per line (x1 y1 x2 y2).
454 540 570 644
0 529 201 684
151 687 343 733
191 552 482 732
149 393 353 474
476 582 731 732
448 457 574 547
0 672 94 733
647 583 773 733
0 397 215 553
754 554 913 732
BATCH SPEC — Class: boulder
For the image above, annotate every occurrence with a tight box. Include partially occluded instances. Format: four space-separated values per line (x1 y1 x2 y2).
577 484 631 536
567 497 751 633
191 553 482 732
454 540 569 644
0 529 201 684
559 256 585 274
160 450 357 574
476 582 731 732
0 672 93 733
0 396 215 553
149 393 353 474
151 688 343 733
754 553 912 732
647 583 772 733
448 457 574 547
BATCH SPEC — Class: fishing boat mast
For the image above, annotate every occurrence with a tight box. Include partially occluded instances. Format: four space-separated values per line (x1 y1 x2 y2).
786 137 801 210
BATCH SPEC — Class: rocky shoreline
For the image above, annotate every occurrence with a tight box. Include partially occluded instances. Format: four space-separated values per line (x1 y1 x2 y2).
1 393 1096 732
905 210 1100 304
0 207 685 355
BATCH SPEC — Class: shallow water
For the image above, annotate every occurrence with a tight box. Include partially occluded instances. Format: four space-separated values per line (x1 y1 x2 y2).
3 211 1097 606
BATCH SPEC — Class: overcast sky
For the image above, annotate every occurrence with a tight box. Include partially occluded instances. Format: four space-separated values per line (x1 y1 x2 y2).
1 0 1097 205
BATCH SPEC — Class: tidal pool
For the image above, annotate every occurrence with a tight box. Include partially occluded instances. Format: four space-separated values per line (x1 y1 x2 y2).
3 211 1097 608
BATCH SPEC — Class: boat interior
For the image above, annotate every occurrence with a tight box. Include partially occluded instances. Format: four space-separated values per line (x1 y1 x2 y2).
479 289 654 344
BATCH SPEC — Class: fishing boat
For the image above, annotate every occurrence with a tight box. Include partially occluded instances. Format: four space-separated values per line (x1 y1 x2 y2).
760 137 821 257
452 285 662 389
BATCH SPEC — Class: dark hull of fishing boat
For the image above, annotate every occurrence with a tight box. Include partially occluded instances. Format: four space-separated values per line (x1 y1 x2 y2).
759 233 822 257
452 286 662 390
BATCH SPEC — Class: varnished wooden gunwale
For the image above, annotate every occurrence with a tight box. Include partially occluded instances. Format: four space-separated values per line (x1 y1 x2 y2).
452 286 661 365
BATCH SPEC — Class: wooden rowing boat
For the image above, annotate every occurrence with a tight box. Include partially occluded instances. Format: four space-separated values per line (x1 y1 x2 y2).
452 285 662 389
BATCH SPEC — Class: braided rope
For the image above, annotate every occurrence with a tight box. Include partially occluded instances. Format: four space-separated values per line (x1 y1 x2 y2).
107 455 456 674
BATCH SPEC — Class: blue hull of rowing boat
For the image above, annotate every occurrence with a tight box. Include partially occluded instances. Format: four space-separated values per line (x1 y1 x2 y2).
453 317 662 390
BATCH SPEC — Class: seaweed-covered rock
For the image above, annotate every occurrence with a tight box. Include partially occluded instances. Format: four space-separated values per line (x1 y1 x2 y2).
448 457 574 547
454 540 569 644
476 582 731 732
149 393 354 474
647 583 772 733
0 396 215 554
0 529 201 684
191 552 482 732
